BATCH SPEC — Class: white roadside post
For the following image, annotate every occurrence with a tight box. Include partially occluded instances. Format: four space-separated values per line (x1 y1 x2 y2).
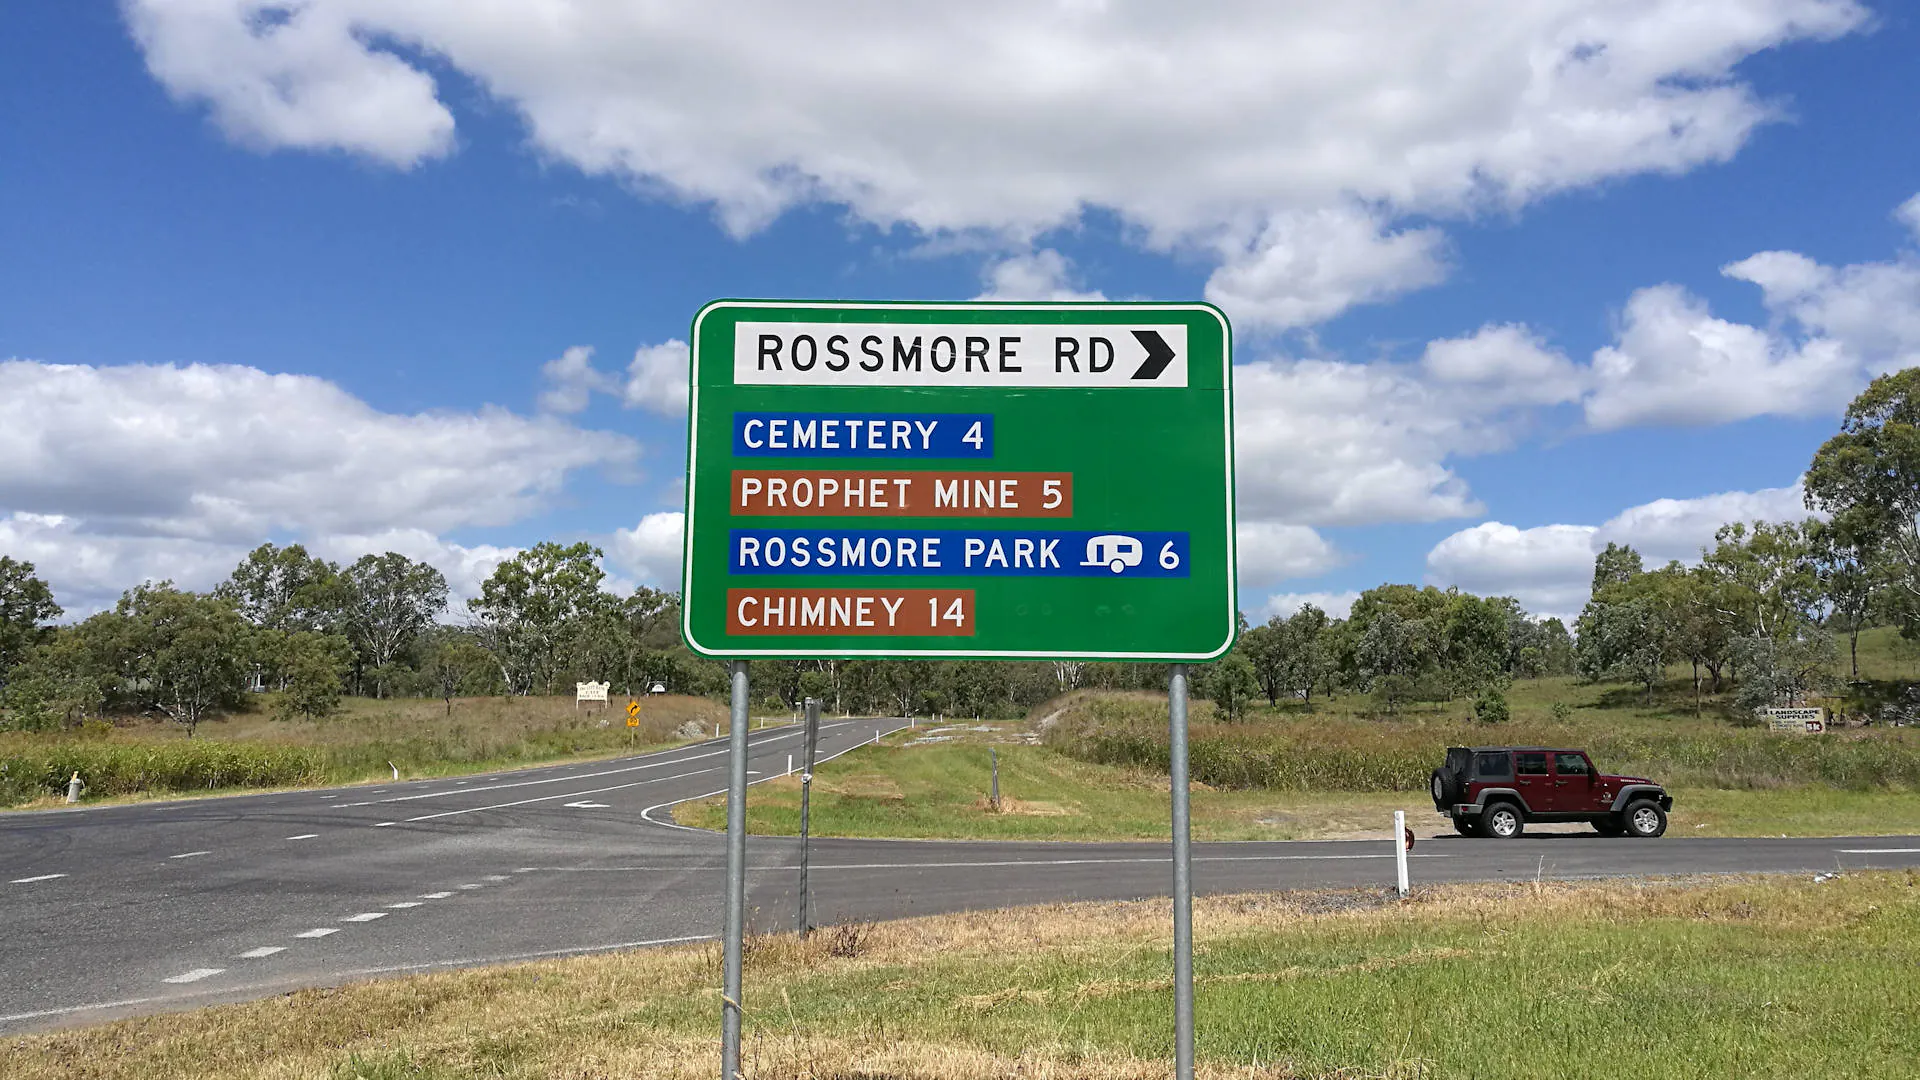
1393 810 1411 897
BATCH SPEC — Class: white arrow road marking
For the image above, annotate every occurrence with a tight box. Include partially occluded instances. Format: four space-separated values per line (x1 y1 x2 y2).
563 801 611 809
9 874 67 884
162 969 224 984
341 913 386 923
294 928 338 939
236 947 285 959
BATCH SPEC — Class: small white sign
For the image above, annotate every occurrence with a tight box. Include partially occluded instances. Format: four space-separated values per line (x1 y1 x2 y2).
734 323 1188 388
575 681 610 703
1763 706 1825 733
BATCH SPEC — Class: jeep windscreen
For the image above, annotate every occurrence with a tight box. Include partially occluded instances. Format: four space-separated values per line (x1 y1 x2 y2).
1472 751 1510 781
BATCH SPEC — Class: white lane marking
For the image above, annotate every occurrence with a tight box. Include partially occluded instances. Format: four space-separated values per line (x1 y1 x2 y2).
237 947 285 959
458 883 484 890
168 851 211 860
329 727 810 809
1838 847 1920 853
514 867 539 873
319 795 337 799
286 834 318 841
483 874 511 882
0 934 720 1028
9 874 67 884
373 822 397 828
342 912 386 922
419 891 454 899
563 800 610 808
639 721 911 831
386 901 422 909
162 968 224 984
394 766 727 824
294 928 338 938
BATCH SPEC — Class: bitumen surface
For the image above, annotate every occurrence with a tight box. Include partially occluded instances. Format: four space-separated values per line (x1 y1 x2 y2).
4 717 1919 1035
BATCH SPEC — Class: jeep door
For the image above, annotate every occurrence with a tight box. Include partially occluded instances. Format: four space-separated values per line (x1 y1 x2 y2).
1512 751 1550 810
1547 751 1602 813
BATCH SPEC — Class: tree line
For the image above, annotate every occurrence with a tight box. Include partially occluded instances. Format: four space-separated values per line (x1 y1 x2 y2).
6 369 1920 734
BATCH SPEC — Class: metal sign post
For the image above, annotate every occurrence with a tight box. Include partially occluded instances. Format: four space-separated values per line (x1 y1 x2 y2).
683 299 1235 1080
798 696 821 935
720 660 750 1080
1168 664 1194 1080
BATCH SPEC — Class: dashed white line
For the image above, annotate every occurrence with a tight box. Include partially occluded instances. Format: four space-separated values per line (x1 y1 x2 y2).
342 912 386 923
236 947 285 959
1838 847 1920 853
294 928 338 939
483 874 511 882
514 867 539 873
168 851 210 860
286 834 318 841
419 891 453 899
9 874 67 884
386 901 422 909
162 968 224 984
458 883 484 890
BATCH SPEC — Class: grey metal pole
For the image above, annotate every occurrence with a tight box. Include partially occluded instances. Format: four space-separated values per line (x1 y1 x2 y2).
1169 664 1194 1080
990 747 1000 811
721 660 750 1080
798 697 820 936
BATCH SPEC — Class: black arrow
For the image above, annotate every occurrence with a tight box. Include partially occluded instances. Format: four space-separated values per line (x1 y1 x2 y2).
1130 329 1176 380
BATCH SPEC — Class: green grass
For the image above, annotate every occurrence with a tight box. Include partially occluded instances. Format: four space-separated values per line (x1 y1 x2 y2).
6 873 1916 1079
678 728 1920 841
0 694 728 809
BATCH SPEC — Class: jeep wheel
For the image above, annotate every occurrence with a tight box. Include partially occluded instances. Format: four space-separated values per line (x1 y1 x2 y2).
1623 800 1667 838
1430 771 1446 805
1593 817 1626 837
1453 816 1477 837
1481 802 1524 839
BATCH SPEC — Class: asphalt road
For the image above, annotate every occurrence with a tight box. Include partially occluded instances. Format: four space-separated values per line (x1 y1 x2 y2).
5 718 1919 1035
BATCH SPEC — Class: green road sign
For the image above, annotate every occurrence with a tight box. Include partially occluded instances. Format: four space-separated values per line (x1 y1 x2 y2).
680 300 1236 660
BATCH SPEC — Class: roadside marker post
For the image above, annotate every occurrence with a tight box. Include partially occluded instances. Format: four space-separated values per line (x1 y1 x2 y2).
799 697 821 937
684 300 1235 1080
1393 810 1411 896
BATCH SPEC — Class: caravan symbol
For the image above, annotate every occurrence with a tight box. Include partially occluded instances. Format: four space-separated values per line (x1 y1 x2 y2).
1081 534 1144 574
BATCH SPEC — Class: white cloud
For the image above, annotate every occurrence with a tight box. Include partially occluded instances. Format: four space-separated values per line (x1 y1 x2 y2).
1584 283 1857 429
1426 521 1600 618
622 340 691 416
125 0 454 168
974 250 1105 303
537 345 610 415
1594 483 1812 565
1254 590 1360 622
126 0 1867 327
1421 324 1585 406
1584 195 1920 429
0 358 636 614
1234 522 1344 588
1206 206 1448 329
1424 483 1816 618
1896 193 1920 241
309 529 519 607
608 511 685 587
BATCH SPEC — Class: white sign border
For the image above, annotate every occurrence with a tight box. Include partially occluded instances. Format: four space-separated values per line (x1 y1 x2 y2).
681 299 1238 661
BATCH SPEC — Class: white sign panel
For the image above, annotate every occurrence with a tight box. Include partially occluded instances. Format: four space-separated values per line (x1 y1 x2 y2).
575 681 610 703
734 322 1188 388
1763 706 1826 733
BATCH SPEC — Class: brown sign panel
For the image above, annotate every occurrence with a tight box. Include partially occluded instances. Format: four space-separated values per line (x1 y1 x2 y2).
726 588 974 636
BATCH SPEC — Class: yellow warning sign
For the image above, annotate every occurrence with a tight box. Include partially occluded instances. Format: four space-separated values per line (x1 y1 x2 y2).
626 700 641 728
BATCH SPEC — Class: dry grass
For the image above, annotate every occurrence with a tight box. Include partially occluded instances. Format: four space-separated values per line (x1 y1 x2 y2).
7 873 1915 1079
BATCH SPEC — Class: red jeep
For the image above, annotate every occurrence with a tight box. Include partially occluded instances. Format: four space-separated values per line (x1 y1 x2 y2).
1430 747 1672 839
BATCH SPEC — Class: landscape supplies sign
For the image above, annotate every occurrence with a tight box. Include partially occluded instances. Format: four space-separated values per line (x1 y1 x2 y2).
681 301 1236 660
1763 706 1827 733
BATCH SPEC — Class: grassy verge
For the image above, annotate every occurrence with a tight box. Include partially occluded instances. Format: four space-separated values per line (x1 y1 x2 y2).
6 872 1915 1079
677 729 1920 841
0 694 728 809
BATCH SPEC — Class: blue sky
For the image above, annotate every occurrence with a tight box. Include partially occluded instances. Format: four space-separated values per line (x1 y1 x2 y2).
3 1 1918 620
